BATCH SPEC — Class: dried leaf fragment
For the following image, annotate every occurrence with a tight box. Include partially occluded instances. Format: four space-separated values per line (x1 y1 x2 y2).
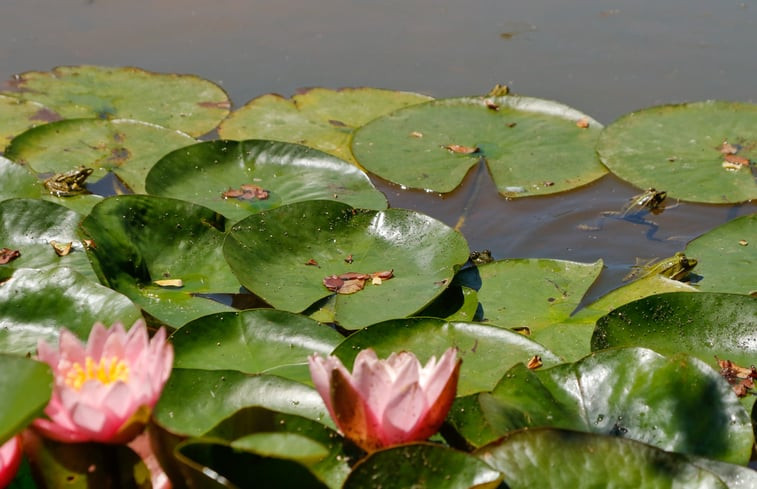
576 118 590 129
484 99 500 111
344 254 354 264
322 270 393 294
717 140 739 155
488 84 510 97
738 239 748 246
442 144 480 155
526 355 543 370
410 131 424 138
83 239 96 250
723 154 750 166
0 248 20 264
154 279 184 288
305 259 319 267
50 240 72 256
222 183 270 201
733 378 754 398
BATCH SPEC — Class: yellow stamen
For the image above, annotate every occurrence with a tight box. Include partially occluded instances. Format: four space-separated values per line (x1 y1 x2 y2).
64 357 130 390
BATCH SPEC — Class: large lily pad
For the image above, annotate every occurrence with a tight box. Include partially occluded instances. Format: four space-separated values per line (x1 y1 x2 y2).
476 429 728 489
344 443 502 489
224 200 469 329
0 354 52 444
0 156 42 201
0 267 142 355
2 65 230 137
0 198 96 280
0 94 52 152
471 258 603 331
80 195 240 327
463 347 753 463
351 95 606 196
171 309 343 385
597 100 757 203
153 369 332 436
5 118 196 194
591 292 757 408
145 139 387 223
218 87 432 165
331 317 561 396
685 214 756 295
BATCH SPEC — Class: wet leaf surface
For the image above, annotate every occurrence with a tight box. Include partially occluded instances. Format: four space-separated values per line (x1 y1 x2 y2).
352 95 606 196
0 94 53 152
476 429 728 489
224 200 468 329
0 354 51 443
146 140 387 223
218 87 432 165
597 100 757 203
455 347 754 463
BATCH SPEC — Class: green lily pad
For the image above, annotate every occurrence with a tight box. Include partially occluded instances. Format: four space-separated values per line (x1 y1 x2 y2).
80 195 240 327
469 347 753 463
171 309 344 385
570 273 699 325
154 369 332 437
5 118 196 193
232 433 329 462
331 317 561 396
0 156 43 201
597 100 757 203
591 292 757 408
0 198 96 280
0 267 142 356
0 94 53 152
476 429 727 489
145 139 387 223
344 443 502 489
352 95 606 196
2 65 230 137
217 87 432 165
0 354 51 444
471 258 603 331
685 214 756 295
224 200 469 329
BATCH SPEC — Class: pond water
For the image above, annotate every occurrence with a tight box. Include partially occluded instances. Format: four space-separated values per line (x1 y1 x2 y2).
1 0 755 301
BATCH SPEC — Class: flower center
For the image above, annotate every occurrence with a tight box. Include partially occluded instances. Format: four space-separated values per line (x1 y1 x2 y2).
64 356 130 390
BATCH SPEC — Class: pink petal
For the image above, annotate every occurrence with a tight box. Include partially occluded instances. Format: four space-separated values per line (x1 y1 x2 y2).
0 435 22 488
420 348 459 404
85 323 109 360
308 354 340 418
58 329 86 364
405 356 461 442
101 382 138 419
380 382 428 444
328 365 384 452
351 350 395 416
32 417 89 443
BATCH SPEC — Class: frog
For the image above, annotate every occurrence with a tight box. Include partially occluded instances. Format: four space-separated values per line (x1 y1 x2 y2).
619 188 668 217
624 252 698 282
43 166 94 197
469 249 494 265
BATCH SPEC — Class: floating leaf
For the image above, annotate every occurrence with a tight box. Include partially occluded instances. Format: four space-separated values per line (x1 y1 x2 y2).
171 309 343 385
224 200 469 329
2 65 230 136
153 369 332 437
5 118 196 193
0 354 52 444
0 267 142 356
591 292 757 409
80 195 240 327
145 140 387 223
477 429 728 489
464 347 753 463
344 443 502 489
685 214 756 295
218 87 432 165
0 156 41 202
597 100 757 203
331 317 561 396
0 95 53 152
469 258 603 331
0 198 96 280
352 96 606 196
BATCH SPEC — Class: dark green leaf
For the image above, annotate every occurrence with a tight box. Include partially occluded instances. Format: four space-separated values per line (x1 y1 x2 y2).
145 139 387 223
0 354 51 444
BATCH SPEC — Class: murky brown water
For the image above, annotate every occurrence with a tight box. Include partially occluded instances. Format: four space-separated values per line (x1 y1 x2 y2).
1 0 755 299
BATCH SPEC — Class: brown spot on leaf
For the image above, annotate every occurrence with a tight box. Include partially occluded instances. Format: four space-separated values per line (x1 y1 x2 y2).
108 147 131 165
198 100 231 110
344 254 354 264
410 131 424 138
506 122 517 128
30 107 62 123
305 259 319 267
576 118 590 129
328 119 348 128
442 144 480 155
0 248 20 264
485 100 500 111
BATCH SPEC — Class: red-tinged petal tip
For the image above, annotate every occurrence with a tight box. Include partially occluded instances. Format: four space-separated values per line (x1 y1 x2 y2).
0 435 23 488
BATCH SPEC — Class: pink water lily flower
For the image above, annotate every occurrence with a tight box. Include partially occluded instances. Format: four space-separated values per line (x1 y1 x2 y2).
33 320 173 444
309 347 461 452
0 435 22 488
